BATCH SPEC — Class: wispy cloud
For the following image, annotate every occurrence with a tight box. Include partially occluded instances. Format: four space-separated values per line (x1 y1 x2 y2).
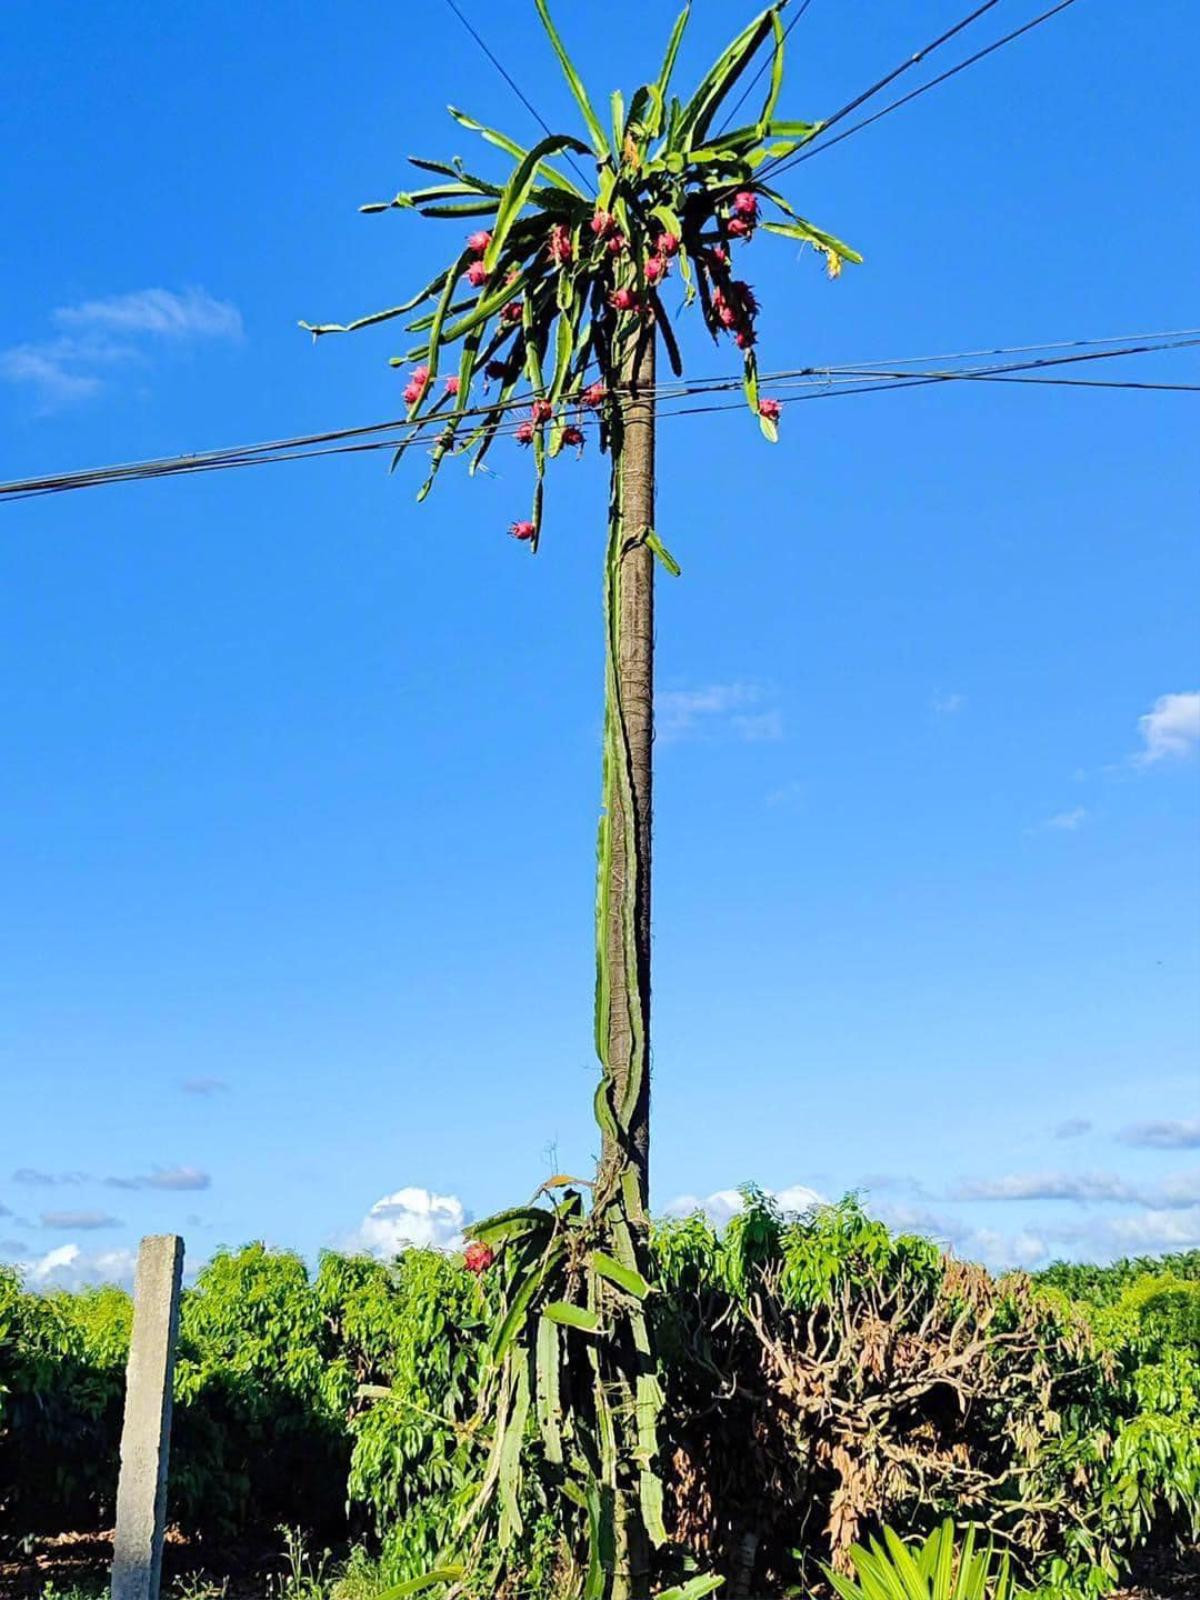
180 1077 230 1096
951 1171 1137 1204
0 345 103 407
12 1167 89 1186
949 1168 1200 1209
1053 1118 1092 1140
1041 806 1087 832
1135 691 1200 765
55 287 242 340
1 287 242 412
658 682 783 744
932 692 966 715
104 1165 211 1192
1119 1119 1200 1150
41 1209 121 1231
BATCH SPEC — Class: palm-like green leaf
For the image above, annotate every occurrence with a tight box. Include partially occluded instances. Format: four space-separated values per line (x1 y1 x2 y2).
534 0 610 160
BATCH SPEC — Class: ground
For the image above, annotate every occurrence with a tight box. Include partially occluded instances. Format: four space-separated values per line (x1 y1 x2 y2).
2 1532 1198 1600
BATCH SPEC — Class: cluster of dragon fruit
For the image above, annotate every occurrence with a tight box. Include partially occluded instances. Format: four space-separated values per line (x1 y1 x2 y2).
392 188 785 541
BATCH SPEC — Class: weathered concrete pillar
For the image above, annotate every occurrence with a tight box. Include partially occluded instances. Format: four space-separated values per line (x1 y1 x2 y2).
111 1235 184 1600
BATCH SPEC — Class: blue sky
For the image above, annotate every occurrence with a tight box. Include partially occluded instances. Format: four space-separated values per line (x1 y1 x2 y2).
1 0 1197 1289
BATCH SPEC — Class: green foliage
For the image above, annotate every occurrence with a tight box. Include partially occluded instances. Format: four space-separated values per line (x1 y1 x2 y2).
5 1215 1199 1596
0 1265 131 1537
1035 1250 1200 1305
303 0 857 548
823 1521 1023 1600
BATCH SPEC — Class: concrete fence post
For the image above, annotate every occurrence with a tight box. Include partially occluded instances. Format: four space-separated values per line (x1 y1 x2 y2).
111 1234 184 1600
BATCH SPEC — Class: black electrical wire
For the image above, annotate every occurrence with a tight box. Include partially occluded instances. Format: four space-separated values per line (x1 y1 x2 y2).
2 333 1195 504
715 0 817 136
762 0 1082 178
442 0 594 192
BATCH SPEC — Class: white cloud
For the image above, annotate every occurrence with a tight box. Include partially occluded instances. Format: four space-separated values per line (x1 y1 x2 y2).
16 1242 137 1289
0 345 103 407
1104 1204 1200 1250
1043 806 1087 832
54 287 242 341
354 1186 469 1257
1119 1118 1200 1150
2 287 241 411
1135 691 1200 764
664 1182 824 1227
658 682 782 744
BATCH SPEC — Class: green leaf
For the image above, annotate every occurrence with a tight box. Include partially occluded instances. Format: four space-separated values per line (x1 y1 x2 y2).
882 1526 934 1600
417 249 472 406
497 1359 530 1546
535 1313 563 1463
592 1250 651 1299
418 201 499 219
534 0 610 159
761 218 863 263
758 8 786 132
759 190 863 264
654 4 692 141
375 1569 466 1600
640 1468 669 1548
389 181 489 207
742 347 759 416
656 1578 725 1600
610 90 626 161
448 106 586 197
409 270 529 359
625 83 662 144
298 267 451 338
677 6 777 151
471 1205 554 1248
635 1368 665 1461
490 1248 554 1364
644 530 682 576
543 1300 601 1333
408 154 501 193
485 133 593 274
759 412 778 444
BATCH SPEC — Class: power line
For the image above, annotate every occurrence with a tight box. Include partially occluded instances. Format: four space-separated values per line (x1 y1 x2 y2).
763 0 1082 177
783 0 1006 152
442 0 594 193
2 333 1195 504
716 0 817 137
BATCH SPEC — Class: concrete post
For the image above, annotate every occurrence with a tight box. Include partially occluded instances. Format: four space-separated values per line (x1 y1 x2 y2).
111 1235 184 1600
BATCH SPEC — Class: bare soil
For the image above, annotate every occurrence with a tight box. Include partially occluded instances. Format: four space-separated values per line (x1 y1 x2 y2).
3 1532 1198 1600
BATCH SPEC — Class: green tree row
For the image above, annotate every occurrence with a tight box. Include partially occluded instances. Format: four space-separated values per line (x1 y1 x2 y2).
2 1201 1197 1599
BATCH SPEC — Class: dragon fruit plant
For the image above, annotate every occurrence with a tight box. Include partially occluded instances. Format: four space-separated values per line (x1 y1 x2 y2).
304 4 857 1595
